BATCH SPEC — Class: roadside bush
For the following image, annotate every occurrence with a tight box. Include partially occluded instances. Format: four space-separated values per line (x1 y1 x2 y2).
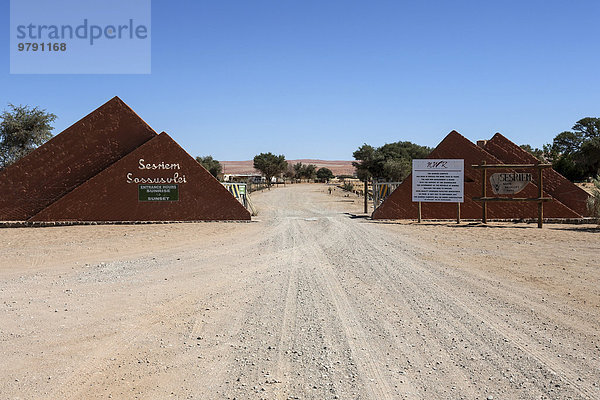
341 182 354 192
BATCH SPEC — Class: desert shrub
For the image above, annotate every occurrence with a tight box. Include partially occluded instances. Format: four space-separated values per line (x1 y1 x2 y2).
341 182 354 192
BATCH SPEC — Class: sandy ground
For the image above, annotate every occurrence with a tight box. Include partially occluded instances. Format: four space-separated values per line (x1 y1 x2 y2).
1 183 599 400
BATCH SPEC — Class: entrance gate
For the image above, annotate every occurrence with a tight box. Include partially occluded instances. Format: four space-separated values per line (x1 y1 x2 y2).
373 181 402 210
223 183 248 208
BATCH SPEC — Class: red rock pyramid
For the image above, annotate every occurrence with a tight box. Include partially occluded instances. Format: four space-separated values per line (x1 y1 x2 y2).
372 131 583 220
0 97 157 220
30 132 251 221
483 133 590 216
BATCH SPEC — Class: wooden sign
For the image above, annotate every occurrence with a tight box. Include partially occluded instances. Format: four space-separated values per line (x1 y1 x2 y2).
490 172 532 194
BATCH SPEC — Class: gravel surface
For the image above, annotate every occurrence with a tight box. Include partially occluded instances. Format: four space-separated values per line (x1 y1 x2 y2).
0 183 598 399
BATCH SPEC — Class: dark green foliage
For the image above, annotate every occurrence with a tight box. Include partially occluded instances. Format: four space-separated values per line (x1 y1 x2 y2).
196 155 222 178
253 153 287 185
316 167 334 182
341 182 354 192
283 163 296 179
0 104 56 168
550 118 600 181
293 162 303 177
352 144 376 181
577 138 600 178
352 141 431 181
301 164 317 180
291 162 317 180
382 158 410 182
519 144 546 162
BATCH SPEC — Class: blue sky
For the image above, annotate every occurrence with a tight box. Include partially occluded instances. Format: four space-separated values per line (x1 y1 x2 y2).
2 0 599 160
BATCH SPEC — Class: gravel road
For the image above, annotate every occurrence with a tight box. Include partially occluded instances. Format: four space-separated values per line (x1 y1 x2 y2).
1 184 598 399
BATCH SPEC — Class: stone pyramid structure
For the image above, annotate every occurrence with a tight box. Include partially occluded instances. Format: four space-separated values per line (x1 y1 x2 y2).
0 97 157 220
0 97 250 222
372 131 584 220
30 132 250 221
483 133 590 216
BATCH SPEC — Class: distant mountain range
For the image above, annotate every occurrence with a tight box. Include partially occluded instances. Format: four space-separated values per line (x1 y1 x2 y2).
221 159 356 176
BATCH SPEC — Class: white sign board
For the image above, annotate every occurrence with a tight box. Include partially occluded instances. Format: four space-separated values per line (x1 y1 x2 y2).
412 159 464 203
490 172 531 194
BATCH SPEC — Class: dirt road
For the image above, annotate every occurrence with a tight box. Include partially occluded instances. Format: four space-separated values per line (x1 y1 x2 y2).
1 184 599 399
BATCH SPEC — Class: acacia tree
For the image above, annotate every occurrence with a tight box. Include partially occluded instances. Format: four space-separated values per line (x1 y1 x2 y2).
253 152 287 186
352 141 430 181
196 155 222 178
316 167 334 182
300 164 317 180
293 162 303 179
352 144 376 182
283 163 296 181
0 104 56 168
549 117 600 181
382 158 411 181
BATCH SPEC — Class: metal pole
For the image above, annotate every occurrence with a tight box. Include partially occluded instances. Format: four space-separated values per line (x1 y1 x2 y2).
482 161 487 224
457 202 461 224
364 179 368 214
373 182 377 210
538 166 543 228
418 201 422 223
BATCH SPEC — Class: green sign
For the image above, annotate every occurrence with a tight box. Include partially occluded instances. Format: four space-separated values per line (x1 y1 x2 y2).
138 184 179 201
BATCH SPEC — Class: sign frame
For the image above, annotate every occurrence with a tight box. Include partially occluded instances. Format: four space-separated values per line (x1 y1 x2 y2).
138 184 179 202
412 159 464 203
472 162 552 228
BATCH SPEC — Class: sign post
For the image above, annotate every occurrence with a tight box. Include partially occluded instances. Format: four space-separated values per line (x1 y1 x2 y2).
472 163 552 228
412 159 464 222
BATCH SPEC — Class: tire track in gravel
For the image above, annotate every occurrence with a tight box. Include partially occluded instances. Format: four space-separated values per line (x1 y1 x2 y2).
321 216 482 398
294 218 399 400
367 221 599 333
354 220 598 399
300 211 593 399
45 243 274 399
307 216 480 399
5 184 598 400
273 222 299 400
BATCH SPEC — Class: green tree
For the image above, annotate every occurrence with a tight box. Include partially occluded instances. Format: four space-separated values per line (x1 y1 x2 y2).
382 158 411 181
352 141 430 181
520 144 546 162
551 131 584 156
572 117 600 139
0 104 56 168
300 164 317 180
552 154 585 182
316 167 334 182
195 155 222 178
352 144 377 181
577 137 600 178
253 152 287 185
550 117 600 180
293 162 303 178
283 163 296 180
